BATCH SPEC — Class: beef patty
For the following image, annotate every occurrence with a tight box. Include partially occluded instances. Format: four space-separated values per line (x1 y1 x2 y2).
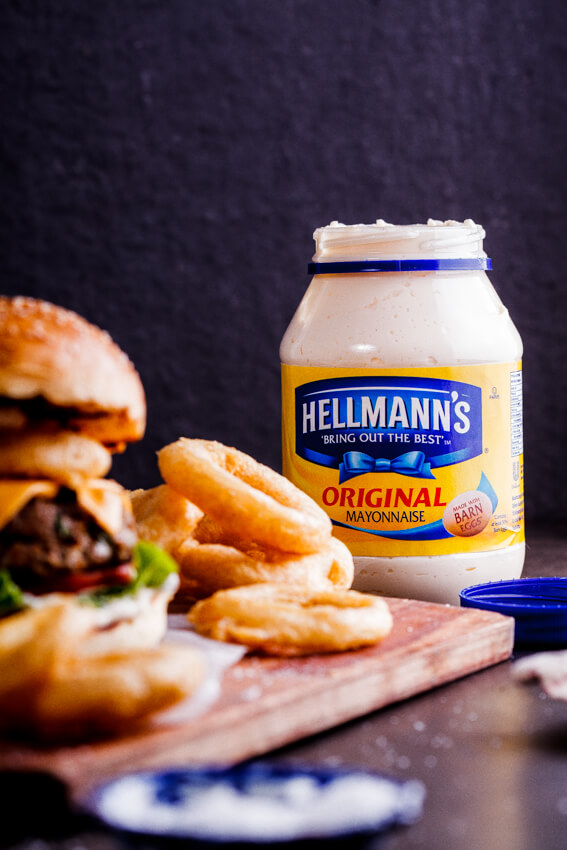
0 489 137 591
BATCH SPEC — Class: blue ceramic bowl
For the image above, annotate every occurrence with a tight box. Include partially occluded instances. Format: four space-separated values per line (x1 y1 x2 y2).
83 761 425 843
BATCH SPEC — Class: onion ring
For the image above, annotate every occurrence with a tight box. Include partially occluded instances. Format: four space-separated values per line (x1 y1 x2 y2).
33 643 204 740
130 484 203 557
0 600 204 740
188 583 393 656
158 439 332 555
176 534 353 601
0 428 112 484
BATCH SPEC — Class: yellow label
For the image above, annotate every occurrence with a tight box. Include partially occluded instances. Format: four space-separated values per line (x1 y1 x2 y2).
281 363 524 557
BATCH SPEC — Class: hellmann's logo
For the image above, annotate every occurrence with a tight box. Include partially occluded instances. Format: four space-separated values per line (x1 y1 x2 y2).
294 376 482 483
302 390 472 434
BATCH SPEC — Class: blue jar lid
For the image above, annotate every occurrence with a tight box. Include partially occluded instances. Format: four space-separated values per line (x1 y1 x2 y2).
460 578 567 648
308 258 492 274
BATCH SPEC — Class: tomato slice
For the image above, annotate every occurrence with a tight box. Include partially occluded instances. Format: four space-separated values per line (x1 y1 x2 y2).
36 563 136 593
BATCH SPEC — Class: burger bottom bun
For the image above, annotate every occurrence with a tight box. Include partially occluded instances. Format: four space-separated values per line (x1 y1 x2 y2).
0 427 112 484
26 572 180 657
76 575 179 656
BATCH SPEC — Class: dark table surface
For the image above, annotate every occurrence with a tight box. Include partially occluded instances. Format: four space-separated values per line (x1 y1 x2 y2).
2 520 567 850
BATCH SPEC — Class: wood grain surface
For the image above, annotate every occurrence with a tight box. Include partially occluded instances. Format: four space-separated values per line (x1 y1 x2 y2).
0 597 514 801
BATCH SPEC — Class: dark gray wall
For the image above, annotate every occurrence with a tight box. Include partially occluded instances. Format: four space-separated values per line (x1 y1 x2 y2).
2 0 567 522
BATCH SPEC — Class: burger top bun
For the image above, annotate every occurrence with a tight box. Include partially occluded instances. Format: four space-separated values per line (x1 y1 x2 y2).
0 296 146 446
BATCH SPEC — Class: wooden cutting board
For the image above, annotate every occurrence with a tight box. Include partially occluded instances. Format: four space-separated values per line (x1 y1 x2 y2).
0 597 513 801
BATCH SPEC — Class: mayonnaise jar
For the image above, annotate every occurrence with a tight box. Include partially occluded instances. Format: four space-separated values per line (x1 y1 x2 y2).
280 220 525 605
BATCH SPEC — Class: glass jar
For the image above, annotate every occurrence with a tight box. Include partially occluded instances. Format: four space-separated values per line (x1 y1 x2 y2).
280 219 525 605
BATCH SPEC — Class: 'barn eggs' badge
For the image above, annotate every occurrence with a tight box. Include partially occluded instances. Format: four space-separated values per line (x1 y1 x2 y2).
442 490 494 537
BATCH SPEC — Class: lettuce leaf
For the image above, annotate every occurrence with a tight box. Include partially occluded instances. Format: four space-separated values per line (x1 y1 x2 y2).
84 540 178 606
130 540 179 590
0 569 25 617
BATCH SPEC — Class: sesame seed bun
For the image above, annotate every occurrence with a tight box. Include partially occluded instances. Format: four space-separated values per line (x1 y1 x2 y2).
0 297 146 446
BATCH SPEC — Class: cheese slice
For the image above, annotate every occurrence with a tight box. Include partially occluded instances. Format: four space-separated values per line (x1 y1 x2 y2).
0 481 59 531
0 479 130 536
74 480 132 536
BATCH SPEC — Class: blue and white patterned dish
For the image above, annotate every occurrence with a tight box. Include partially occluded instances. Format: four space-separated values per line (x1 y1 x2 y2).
84 762 425 842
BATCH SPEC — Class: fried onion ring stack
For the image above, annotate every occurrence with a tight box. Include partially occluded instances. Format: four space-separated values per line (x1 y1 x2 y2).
132 438 394 657
133 438 354 601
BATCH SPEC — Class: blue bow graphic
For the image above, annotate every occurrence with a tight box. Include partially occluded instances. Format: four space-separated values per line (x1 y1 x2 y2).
339 450 435 483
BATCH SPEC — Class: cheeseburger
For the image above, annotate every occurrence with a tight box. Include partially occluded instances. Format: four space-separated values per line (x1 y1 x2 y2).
0 296 177 639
